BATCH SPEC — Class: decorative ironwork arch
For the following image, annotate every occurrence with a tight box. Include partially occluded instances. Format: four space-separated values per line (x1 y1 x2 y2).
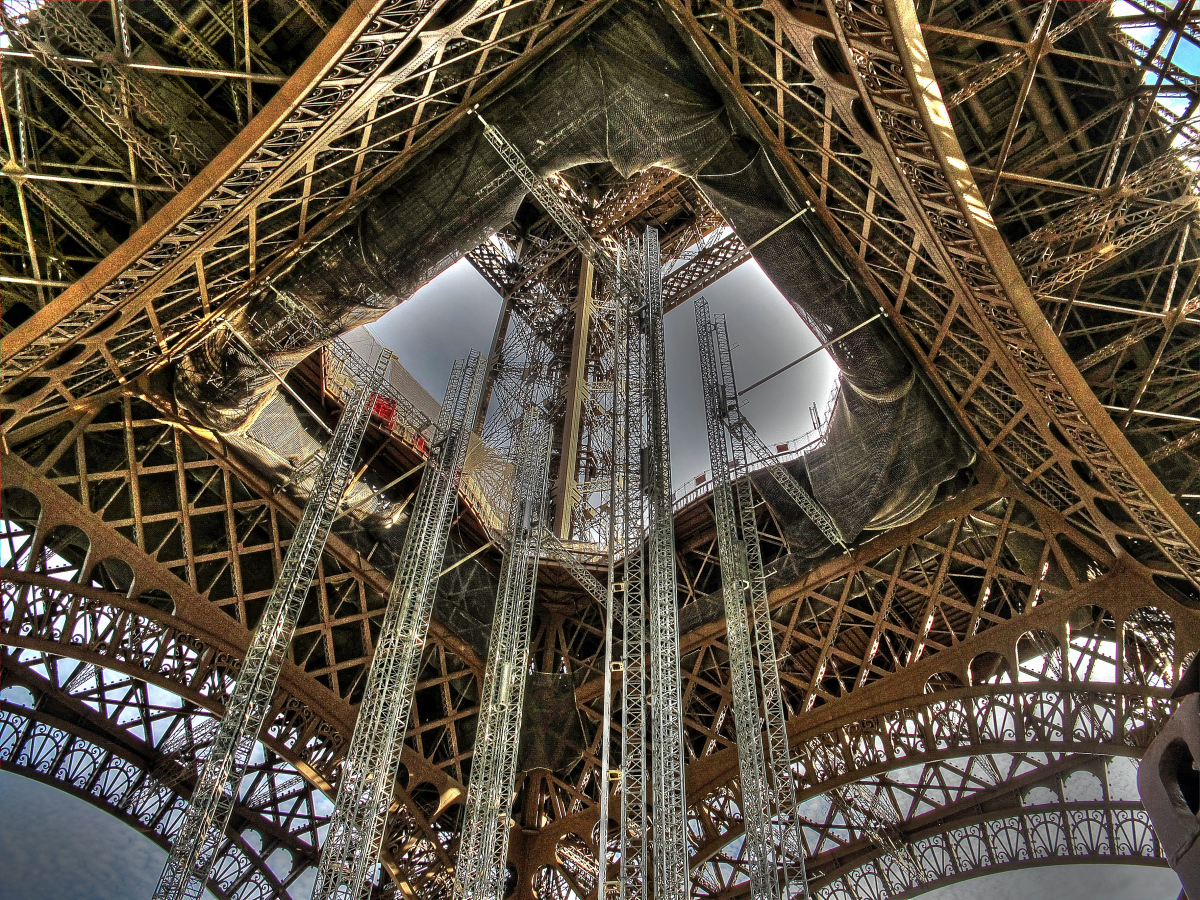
1 657 316 900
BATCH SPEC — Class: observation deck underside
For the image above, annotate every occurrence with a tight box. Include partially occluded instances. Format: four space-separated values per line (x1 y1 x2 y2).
1 1 1197 898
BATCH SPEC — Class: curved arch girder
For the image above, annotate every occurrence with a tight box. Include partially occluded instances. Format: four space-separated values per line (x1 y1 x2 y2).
663 0 1198 584
0 572 464 893
0 663 313 899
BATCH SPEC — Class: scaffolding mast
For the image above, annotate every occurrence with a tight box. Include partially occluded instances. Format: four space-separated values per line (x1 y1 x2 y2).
153 351 390 900
617 240 648 900
312 352 487 900
694 297 781 900
717 314 916 894
709 310 811 898
642 227 689 900
454 405 553 900
473 110 648 309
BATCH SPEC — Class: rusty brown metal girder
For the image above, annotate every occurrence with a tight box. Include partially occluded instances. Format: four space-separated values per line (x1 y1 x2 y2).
0 655 309 900
523 470 1136 866
804 755 1139 889
656 0 1198 587
697 755 1165 900
3 0 401 366
519 555 1189 894
926 1 1198 508
0 0 617 434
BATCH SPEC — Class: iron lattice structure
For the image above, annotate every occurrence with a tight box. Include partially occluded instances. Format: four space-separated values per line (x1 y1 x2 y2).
0 2 1197 900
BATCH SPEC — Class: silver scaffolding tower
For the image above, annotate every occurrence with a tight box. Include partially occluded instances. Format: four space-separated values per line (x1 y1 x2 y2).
153 350 390 900
474 111 689 900
641 227 689 900
454 405 553 900
713 308 920 894
695 296 784 900
696 300 811 898
312 351 487 900
617 239 648 900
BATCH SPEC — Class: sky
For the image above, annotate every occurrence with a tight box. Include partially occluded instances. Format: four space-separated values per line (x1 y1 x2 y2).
362 255 840 490
0 769 216 900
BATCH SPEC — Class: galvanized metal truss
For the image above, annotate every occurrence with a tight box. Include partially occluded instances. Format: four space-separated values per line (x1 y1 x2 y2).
616 244 649 900
696 296 801 900
2 0 1198 897
154 352 387 900
476 112 695 900
641 227 690 900
313 351 486 900
455 406 552 900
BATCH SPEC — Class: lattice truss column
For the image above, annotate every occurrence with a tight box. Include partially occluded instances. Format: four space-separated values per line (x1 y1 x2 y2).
640 225 690 900
475 108 698 899
695 295 796 900
154 352 388 900
313 352 486 900
455 406 553 900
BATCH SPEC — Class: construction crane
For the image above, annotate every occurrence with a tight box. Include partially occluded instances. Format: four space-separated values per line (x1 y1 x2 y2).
152 350 390 900
453 405 553 899
701 304 810 898
311 351 487 900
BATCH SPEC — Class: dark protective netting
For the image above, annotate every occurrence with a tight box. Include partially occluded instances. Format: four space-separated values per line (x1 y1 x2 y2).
174 0 972 549
516 671 588 774
434 541 504 659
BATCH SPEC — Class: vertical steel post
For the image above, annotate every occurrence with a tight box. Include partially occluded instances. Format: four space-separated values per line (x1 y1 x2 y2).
473 116 693 899
454 405 552 900
311 351 486 900
642 227 689 900
618 246 648 900
552 257 595 538
714 316 811 898
153 351 389 900
694 296 780 900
